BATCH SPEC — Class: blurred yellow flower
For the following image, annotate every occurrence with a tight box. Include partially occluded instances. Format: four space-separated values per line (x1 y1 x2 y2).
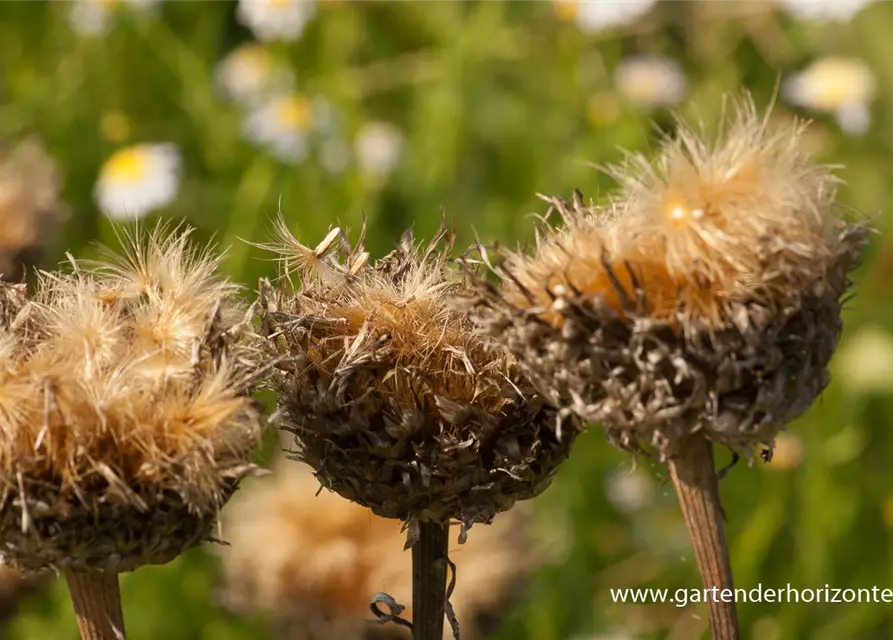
884 496 893 529
215 43 293 106
778 0 875 22
236 0 316 43
244 94 329 164
68 0 160 36
587 91 622 126
354 121 404 178
99 111 131 143
834 325 893 395
783 57 876 135
614 55 686 107
763 433 804 471
551 0 655 33
94 143 181 220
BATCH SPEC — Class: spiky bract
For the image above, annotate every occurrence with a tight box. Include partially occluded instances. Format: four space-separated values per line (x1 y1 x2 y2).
0 224 263 574
218 459 530 640
258 220 577 526
471 101 869 458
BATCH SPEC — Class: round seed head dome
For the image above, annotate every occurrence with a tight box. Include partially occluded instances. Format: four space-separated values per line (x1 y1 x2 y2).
258 219 578 527
218 459 530 640
0 224 264 574
471 100 870 459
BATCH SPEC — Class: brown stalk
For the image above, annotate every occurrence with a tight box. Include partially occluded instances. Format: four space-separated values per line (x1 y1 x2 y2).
412 522 449 640
667 435 740 640
64 570 126 640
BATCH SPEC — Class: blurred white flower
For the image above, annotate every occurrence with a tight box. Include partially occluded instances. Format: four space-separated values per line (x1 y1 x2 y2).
94 143 181 220
68 0 161 36
215 43 293 106
552 0 655 33
244 94 317 164
605 468 653 513
236 0 316 43
319 138 350 176
783 57 876 135
778 0 875 22
835 325 893 394
614 55 686 107
354 122 404 178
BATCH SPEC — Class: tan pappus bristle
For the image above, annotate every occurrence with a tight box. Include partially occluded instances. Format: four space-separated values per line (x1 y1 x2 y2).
0 222 264 574
505 99 857 327
259 218 579 526
471 95 870 457
218 460 531 640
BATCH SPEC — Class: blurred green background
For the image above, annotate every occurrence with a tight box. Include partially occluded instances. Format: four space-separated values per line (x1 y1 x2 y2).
2 1 893 639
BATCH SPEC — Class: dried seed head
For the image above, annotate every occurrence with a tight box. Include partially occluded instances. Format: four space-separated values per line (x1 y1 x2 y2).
0 223 263 574
218 460 530 640
471 99 870 458
0 137 68 281
258 220 578 526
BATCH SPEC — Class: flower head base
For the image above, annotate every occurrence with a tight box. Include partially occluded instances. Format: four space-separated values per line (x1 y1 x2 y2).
218 460 530 640
0 224 263 574
258 220 577 527
471 99 869 458
0 137 68 281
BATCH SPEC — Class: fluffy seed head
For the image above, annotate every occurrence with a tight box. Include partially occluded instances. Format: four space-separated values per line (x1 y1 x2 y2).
0 137 67 281
471 99 870 458
218 460 530 640
0 223 264 574
258 220 578 527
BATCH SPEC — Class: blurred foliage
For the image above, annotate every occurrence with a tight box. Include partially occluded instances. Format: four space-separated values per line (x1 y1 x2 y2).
2 1 893 639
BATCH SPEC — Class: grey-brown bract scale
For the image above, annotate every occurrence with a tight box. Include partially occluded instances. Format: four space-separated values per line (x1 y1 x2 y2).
468 100 870 460
256 219 580 530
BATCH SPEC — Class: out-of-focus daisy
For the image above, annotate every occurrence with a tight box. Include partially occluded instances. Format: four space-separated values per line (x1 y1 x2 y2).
605 468 654 513
834 325 893 394
778 0 875 22
215 43 294 106
94 143 181 221
354 121 404 178
614 55 686 107
763 433 804 471
68 0 161 37
243 94 319 164
783 56 877 135
551 0 655 33
236 0 316 43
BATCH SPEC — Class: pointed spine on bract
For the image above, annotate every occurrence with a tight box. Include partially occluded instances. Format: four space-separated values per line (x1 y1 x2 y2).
469 97 871 460
0 222 264 574
257 216 579 529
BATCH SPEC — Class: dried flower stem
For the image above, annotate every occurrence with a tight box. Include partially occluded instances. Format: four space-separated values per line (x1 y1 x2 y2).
64 570 125 640
412 522 449 640
668 436 740 640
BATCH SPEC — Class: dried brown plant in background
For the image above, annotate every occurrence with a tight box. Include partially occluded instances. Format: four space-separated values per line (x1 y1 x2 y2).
258 220 579 638
469 98 870 640
0 137 67 282
218 458 531 640
0 224 264 638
